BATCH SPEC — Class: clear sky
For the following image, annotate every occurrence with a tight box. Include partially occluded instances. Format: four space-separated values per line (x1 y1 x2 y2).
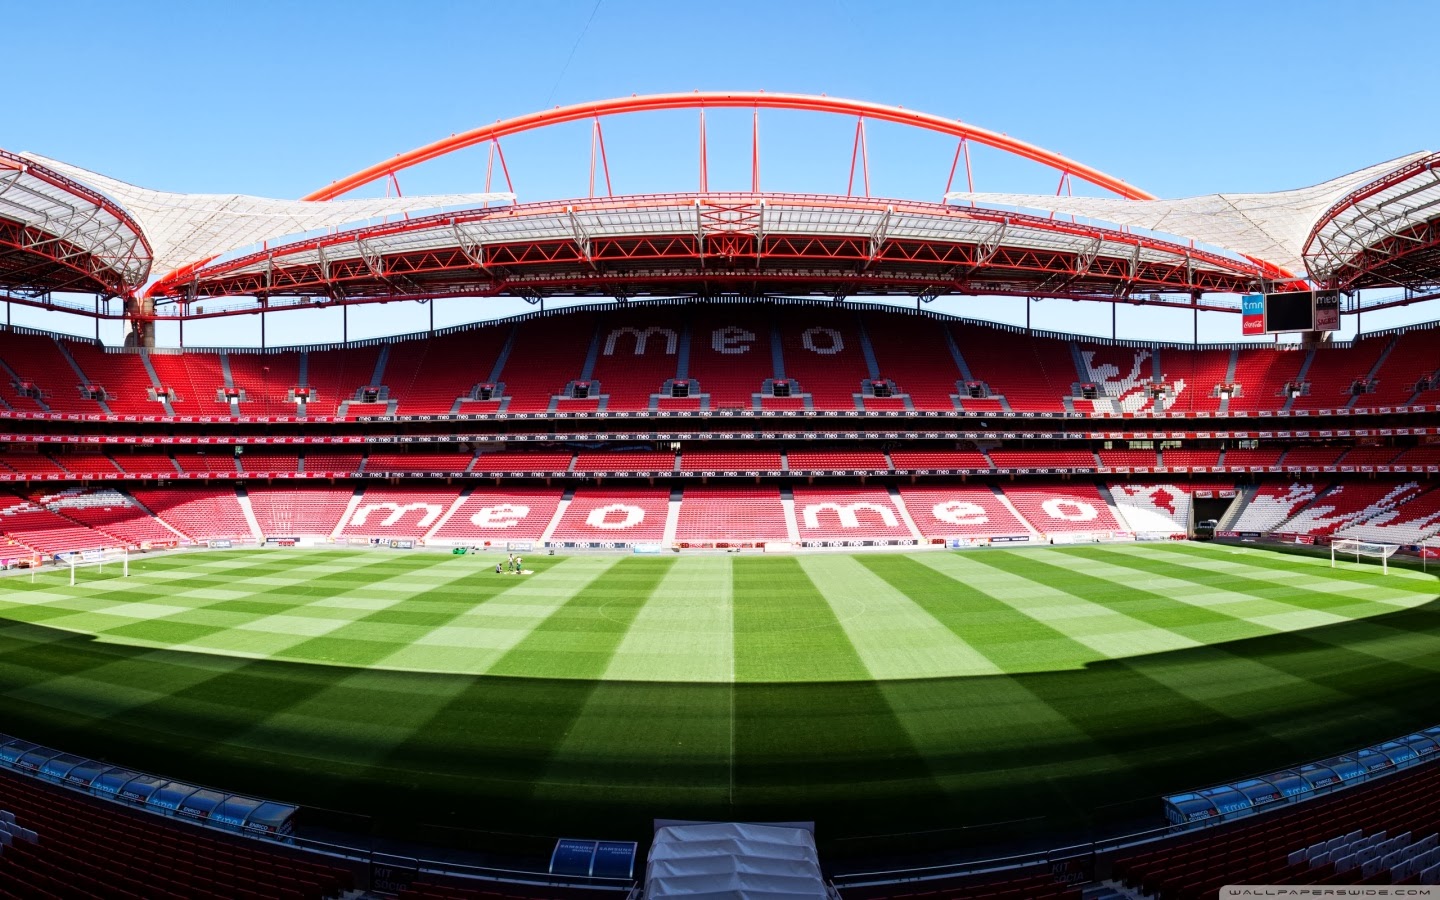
6 0 1437 347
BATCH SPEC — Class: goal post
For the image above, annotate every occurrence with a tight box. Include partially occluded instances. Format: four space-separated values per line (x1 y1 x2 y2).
62 548 129 586
1330 539 1399 574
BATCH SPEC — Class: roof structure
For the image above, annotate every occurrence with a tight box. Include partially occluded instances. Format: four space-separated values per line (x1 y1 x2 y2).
1304 152 1440 291
0 150 151 296
3 92 1436 326
944 153 1431 279
19 152 513 285
150 192 1266 315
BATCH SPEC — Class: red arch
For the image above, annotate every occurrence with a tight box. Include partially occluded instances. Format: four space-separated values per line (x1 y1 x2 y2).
304 91 1155 202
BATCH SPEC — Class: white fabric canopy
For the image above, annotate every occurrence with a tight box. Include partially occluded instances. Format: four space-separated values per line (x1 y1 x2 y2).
20 152 514 279
645 823 829 899
945 152 1430 276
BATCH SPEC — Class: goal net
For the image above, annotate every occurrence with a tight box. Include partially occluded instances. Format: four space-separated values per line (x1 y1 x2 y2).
1330 539 1399 574
59 548 129 585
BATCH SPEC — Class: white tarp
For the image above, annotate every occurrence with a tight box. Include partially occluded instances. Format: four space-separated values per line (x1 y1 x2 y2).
945 152 1430 276
645 822 828 899
20 152 514 279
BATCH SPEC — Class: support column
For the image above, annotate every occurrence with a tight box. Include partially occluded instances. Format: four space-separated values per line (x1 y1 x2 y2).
122 296 155 348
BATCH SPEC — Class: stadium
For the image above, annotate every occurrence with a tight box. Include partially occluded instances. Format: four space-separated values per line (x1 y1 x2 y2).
3 65 1440 900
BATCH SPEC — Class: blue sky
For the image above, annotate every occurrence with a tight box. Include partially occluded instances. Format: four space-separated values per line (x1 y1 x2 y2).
6 0 1437 346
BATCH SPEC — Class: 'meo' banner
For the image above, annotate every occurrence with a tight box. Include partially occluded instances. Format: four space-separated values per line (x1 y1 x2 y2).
1242 293 1265 336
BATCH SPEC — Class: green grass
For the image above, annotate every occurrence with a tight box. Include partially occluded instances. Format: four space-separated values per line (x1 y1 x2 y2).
1 543 1438 853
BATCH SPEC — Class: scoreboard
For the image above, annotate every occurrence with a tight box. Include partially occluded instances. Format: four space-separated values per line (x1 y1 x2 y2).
1242 290 1340 335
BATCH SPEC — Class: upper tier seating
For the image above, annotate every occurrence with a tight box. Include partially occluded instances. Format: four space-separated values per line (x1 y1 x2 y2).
470 452 573 475
1281 446 1347 470
1224 447 1286 470
149 351 227 414
303 345 381 418
0 452 70 478
246 486 353 536
865 311 964 411
60 341 158 415
1003 483 1123 535
385 326 511 416
1077 344 1160 413
1229 347 1308 412
674 486 790 543
773 308 873 410
683 307 776 410
956 324 1073 412
238 451 301 476
1162 448 1222 470
0 767 351 900
588 310 686 412
1172 348 1231 413
790 486 914 541
1291 339 1388 411
548 488 670 543
678 451 782 473
1338 447 1400 468
899 485 1031 539
127 488 252 541
786 449 889 472
173 450 240 475
4 309 1440 419
1368 329 1440 407
1098 448 1159 469
572 451 675 474
429 489 566 544
364 452 475 474
223 352 303 417
889 448 991 470
1277 482 1429 536
988 448 1096 470
302 452 364 476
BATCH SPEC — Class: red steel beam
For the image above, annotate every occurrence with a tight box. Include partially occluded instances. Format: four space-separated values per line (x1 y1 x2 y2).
304 92 1155 203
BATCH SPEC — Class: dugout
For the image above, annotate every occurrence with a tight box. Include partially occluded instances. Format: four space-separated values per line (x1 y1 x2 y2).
38 753 87 783
149 780 202 813
178 788 228 823
91 766 143 799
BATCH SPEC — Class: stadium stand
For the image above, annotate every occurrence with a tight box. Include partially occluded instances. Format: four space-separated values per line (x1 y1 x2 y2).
1274 481 1428 537
1003 483 1124 535
246 486 353 537
790 486 915 541
1229 483 1323 534
899 484 1032 540
1112 759 1440 897
1229 346 1307 412
1334 487 1440 544
889 448 991 470
786 449 890 472
339 485 462 539
588 310 685 412
988 448 1096 470
674 486 791 543
572 451 675 474
678 450 782 473
127 488 252 542
42 488 179 546
1097 448 1159 469
0 767 352 900
1109 483 1205 534
548 487 670 543
1223 447 1286 470
429 488 565 544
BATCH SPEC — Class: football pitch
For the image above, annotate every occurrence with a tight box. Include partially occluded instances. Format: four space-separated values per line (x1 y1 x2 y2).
1 543 1439 848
